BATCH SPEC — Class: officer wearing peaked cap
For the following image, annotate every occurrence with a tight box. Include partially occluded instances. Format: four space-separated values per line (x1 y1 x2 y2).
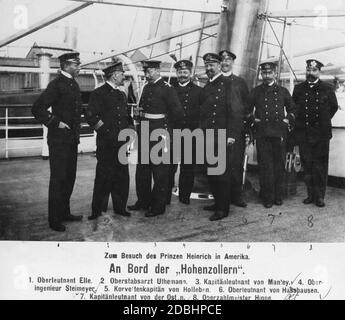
128 60 184 217
247 61 297 208
219 49 249 208
32 51 83 232
200 52 242 221
167 59 202 205
86 62 132 220
292 59 338 207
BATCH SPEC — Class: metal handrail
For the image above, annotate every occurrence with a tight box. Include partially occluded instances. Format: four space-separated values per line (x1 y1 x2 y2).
0 103 138 159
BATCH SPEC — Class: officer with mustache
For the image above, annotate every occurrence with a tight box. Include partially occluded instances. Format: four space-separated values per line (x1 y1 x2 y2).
128 60 184 217
32 52 83 232
167 59 202 205
86 62 132 220
200 53 241 221
292 59 338 207
248 61 296 208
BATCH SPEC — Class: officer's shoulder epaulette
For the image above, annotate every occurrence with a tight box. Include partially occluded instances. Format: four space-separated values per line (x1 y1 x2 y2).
163 81 172 87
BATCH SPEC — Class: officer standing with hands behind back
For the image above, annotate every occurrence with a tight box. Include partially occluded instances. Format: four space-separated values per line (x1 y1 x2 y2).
32 52 83 232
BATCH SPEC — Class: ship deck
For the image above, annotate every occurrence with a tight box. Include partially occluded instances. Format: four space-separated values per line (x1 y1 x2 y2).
0 153 345 243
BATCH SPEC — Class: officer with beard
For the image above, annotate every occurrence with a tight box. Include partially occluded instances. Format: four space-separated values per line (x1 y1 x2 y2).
200 53 241 221
292 59 338 207
167 59 202 205
32 52 83 232
86 62 132 220
248 62 296 208
128 60 184 217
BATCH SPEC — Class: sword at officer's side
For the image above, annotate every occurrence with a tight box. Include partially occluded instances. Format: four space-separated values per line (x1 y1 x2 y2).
242 134 251 191
293 145 302 173
284 151 292 197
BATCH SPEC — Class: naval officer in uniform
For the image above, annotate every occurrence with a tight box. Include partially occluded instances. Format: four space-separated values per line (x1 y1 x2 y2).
248 62 296 208
200 53 241 221
32 52 83 232
167 59 202 205
86 62 132 220
219 49 249 208
128 60 184 217
292 59 338 207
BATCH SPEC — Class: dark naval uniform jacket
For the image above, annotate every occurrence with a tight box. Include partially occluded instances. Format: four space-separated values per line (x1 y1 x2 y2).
139 78 184 127
199 74 241 213
32 73 82 145
134 77 184 214
248 83 296 138
222 73 250 203
248 82 296 204
292 80 338 143
173 81 202 129
224 73 249 131
199 74 241 141
167 81 202 204
31 72 82 226
86 82 132 216
86 82 132 144
292 80 338 201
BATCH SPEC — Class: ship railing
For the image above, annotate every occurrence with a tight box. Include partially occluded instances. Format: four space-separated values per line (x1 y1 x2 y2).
0 103 139 159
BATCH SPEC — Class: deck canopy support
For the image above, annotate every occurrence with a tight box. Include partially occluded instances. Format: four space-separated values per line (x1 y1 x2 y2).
69 0 220 14
263 10 345 19
81 18 219 67
0 3 92 48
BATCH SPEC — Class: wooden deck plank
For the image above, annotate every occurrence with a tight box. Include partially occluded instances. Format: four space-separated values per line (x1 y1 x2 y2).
0 154 345 242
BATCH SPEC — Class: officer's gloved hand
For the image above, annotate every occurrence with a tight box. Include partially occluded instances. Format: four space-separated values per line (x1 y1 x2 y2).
227 137 236 146
283 118 293 132
245 133 253 145
58 121 71 130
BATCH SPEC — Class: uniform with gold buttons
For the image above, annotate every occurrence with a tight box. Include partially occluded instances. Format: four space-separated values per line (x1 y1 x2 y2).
86 62 132 219
248 62 296 207
167 59 202 205
219 49 250 207
32 52 83 231
200 53 242 218
292 59 338 207
130 60 184 216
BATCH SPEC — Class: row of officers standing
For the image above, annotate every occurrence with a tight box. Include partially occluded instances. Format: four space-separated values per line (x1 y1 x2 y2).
32 51 338 232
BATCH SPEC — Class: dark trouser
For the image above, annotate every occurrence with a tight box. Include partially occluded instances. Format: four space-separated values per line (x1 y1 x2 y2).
92 141 129 215
229 135 245 202
167 138 196 203
167 163 195 203
205 137 231 213
135 119 170 214
48 142 78 225
256 137 286 203
299 139 329 200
